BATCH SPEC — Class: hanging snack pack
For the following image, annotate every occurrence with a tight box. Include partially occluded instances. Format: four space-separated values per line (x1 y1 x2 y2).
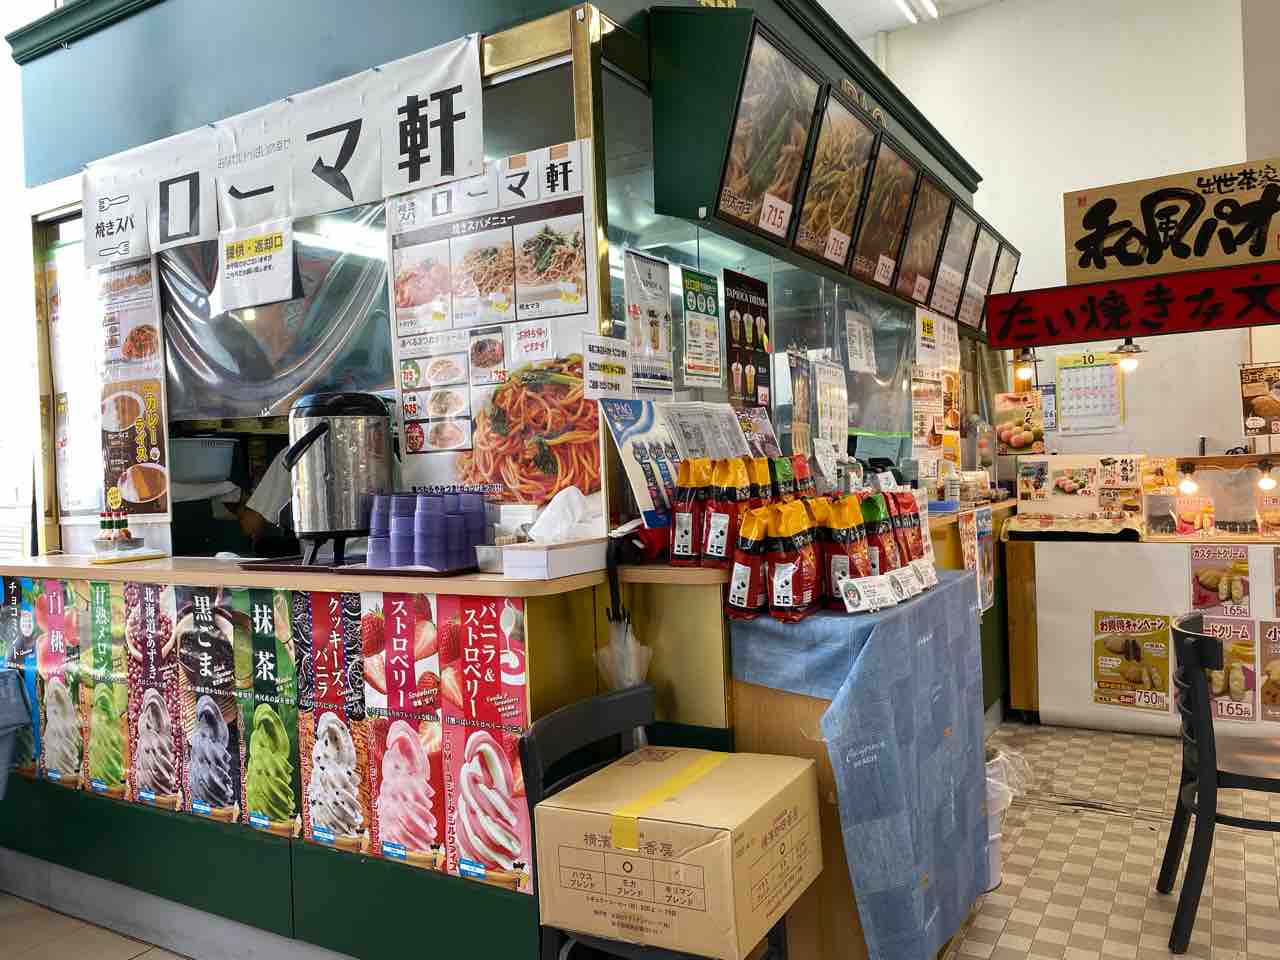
671 458 713 567
726 507 773 621
770 457 797 502
766 501 820 622
802 497 832 602
859 492 902 575
793 455 816 498
824 495 872 610
884 494 914 567
892 492 926 561
748 457 774 510
702 459 753 569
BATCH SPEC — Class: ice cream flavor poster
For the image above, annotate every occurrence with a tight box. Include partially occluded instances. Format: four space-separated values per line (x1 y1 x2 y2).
439 595 530 893
1203 617 1257 723
84 581 129 798
1190 545 1250 619
12 578 41 777
1258 620 1280 722
363 592 446 869
1092 611 1171 712
298 591 370 852
241 588 300 836
176 586 242 822
125 582 184 810
38 580 84 787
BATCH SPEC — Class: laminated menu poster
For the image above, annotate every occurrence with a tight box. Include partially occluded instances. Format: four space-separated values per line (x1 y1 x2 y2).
438 596 531 893
176 586 243 822
976 506 995 613
735 406 782 458
957 510 979 607
1190 545 1249 619
1259 620 1280 722
1202 617 1257 723
8 578 39 778
658 402 751 461
681 268 723 388
910 369 944 466
624 250 674 392
38 580 83 787
1239 362 1280 436
1091 611 1171 712
723 269 771 408
387 140 601 507
788 354 812 457
362 592 446 870
813 360 848 447
599 399 679 529
929 205 977 321
83 581 130 798
297 591 370 852
850 138 917 287
125 582 184 809
993 391 1045 455
957 227 999 329
239 588 300 836
792 93 876 267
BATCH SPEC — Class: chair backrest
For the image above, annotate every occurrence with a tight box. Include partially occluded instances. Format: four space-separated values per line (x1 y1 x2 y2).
1171 612 1221 782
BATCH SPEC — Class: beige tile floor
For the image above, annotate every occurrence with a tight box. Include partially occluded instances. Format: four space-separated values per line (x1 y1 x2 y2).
946 723 1280 960
0 893 185 960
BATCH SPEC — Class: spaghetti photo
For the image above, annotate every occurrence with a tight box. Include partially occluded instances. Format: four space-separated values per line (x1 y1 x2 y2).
452 241 515 300
456 355 600 504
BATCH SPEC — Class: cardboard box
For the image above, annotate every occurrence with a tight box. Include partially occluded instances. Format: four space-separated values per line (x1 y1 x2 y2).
535 747 821 960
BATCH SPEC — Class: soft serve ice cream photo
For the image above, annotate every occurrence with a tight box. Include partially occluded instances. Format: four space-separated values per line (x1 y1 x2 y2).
84 581 129 798
37 580 83 787
126 582 183 809
241 588 300 836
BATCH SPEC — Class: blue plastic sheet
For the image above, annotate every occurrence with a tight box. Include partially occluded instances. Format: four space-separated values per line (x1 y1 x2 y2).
732 570 987 960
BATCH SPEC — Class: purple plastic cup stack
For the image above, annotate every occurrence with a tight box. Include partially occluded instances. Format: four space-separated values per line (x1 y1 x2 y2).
388 494 417 567
414 494 445 568
368 494 391 568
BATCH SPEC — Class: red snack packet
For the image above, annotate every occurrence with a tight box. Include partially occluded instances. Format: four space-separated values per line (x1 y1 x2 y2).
766 500 821 622
892 492 926 561
793 454 816 497
670 458 713 567
726 506 772 621
859 491 902 574
748 457 773 509
702 459 752 568
884 493 914 567
824 494 872 610
802 496 832 602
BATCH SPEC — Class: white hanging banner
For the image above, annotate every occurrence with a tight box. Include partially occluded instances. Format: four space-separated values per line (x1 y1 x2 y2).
214 101 294 229
289 71 382 218
144 127 219 252
376 35 484 198
83 162 150 268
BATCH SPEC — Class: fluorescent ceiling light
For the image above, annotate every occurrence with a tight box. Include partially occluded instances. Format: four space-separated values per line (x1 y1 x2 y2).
919 0 939 18
892 0 919 25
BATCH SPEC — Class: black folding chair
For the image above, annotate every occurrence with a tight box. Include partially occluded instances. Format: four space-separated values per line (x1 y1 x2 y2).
1159 612 1280 954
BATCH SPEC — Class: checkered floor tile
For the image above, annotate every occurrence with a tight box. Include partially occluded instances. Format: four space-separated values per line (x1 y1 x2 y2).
947 723 1280 960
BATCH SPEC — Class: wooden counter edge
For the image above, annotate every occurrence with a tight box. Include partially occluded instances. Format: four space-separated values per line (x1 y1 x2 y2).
617 564 730 585
0 555 605 598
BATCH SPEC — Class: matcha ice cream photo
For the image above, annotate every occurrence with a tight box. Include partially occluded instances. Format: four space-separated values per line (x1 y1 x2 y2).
245 703 296 830
88 682 126 795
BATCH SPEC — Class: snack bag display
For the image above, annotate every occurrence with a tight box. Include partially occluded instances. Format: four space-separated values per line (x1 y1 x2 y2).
239 588 301 837
726 507 772 621
702 459 752 569
125 582 184 810
670 458 713 567
802 497 832 601
892 492 926 561
83 581 129 797
298 591 370 852
793 454 816 498
770 457 796 502
38 580 83 787
824 495 872 610
439 596 532 893
363 591 446 870
859 492 902 574
766 500 820 622
884 494 914 567
748 457 774 509
176 586 243 821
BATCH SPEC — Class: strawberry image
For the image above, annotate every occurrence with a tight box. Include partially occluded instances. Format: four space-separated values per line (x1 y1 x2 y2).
361 608 385 658
414 618 437 662
414 594 433 623
441 665 463 708
364 651 386 694
418 718 442 756
436 619 462 664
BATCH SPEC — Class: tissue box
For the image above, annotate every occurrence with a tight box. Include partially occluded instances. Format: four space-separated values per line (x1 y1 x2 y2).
502 538 606 580
535 747 821 960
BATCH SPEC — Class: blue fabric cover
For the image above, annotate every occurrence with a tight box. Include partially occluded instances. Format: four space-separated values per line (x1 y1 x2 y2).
732 570 988 960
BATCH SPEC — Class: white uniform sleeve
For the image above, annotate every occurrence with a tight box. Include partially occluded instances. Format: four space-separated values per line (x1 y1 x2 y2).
245 448 293 524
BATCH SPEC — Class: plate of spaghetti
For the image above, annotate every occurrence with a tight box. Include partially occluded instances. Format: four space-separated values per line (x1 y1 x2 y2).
456 355 600 504
451 234 515 302
515 216 586 300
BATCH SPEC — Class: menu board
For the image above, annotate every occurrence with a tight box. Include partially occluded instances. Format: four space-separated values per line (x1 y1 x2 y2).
895 176 951 305
849 139 918 287
989 244 1020 296
911 369 944 465
957 227 999 328
788 354 812 457
792 94 877 267
723 269 771 408
624 250 674 392
1239 362 1280 437
98 261 169 517
716 27 821 241
929 205 978 319
813 360 848 447
387 139 602 505
681 268 723 387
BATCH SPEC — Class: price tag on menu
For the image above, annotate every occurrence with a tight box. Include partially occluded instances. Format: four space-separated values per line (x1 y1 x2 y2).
758 193 792 238
840 575 899 613
911 558 939 589
824 229 850 263
874 255 895 286
813 438 837 483
888 567 923 599
872 471 898 492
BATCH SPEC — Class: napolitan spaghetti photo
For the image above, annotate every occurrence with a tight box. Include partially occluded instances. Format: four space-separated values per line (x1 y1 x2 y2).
456 355 599 504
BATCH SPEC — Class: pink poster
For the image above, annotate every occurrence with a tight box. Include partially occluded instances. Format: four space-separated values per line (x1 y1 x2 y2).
440 595 530 892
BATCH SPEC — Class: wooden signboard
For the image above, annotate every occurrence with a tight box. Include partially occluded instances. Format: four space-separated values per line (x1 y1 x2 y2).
1063 159 1280 284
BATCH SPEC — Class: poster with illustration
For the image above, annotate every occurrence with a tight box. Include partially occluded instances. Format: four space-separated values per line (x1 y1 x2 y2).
1259 620 1280 722
1018 460 1048 502
624 250 674 392
125 582 184 809
599 399 679 529
1092 611 1171 712
362 592 446 870
1051 466 1096 498
788 353 813 457
240 588 301 836
83 581 129 797
176 585 243 822
958 510 979 607
723 269 771 408
976 506 994 612
993 391 1044 455
298 591 370 852
38 580 83 787
1190 545 1249 618
439 595 531 893
1202 617 1257 723
9 578 39 777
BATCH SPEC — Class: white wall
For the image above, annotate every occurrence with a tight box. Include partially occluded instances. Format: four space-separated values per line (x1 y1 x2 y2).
883 0 1250 456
